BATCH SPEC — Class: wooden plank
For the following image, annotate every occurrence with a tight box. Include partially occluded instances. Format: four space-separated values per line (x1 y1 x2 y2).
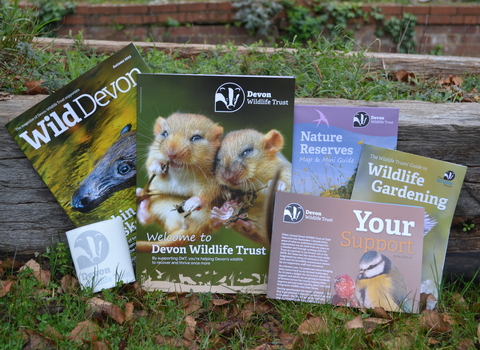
34 37 480 79
1 95 479 279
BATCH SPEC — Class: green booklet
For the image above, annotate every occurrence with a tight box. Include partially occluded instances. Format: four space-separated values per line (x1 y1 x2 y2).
5 44 150 262
268 192 425 313
351 144 467 300
136 73 295 293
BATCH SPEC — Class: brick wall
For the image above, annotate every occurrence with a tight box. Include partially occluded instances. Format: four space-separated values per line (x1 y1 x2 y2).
56 2 480 57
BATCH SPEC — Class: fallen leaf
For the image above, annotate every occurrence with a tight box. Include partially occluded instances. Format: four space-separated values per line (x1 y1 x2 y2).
297 316 327 335
60 274 78 293
184 315 197 341
395 70 416 83
178 293 203 315
19 259 50 285
86 297 125 324
24 80 48 95
372 307 392 320
477 323 480 344
0 280 14 297
457 338 475 350
419 310 450 333
345 315 364 329
22 329 57 349
125 302 134 321
67 320 101 342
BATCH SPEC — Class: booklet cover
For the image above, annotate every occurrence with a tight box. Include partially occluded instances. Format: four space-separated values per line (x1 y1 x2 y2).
136 74 295 293
268 191 425 313
351 144 467 299
5 44 150 262
292 105 399 198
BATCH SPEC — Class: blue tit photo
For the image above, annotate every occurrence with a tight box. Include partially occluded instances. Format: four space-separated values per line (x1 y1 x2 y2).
355 251 412 313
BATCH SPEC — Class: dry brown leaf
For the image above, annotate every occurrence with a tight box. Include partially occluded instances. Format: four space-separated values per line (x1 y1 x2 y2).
395 70 416 83
457 339 476 350
155 335 196 349
87 340 110 350
0 279 14 297
19 259 51 285
67 320 101 342
125 302 134 321
24 80 48 95
60 274 78 293
372 307 392 320
184 315 197 341
23 329 57 349
178 293 203 315
345 315 365 329
277 331 296 350
477 323 480 344
211 298 231 306
419 310 451 333
86 297 125 324
297 316 327 335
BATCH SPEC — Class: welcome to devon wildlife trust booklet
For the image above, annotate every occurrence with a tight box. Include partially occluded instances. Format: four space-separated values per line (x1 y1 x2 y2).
135 74 295 293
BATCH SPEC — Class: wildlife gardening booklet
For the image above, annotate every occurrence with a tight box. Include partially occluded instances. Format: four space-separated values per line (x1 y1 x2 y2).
136 73 295 293
292 105 399 198
351 144 467 301
5 43 150 263
268 191 425 313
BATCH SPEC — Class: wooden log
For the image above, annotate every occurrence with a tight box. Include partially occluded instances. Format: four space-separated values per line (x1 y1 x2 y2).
34 37 480 79
1 95 479 279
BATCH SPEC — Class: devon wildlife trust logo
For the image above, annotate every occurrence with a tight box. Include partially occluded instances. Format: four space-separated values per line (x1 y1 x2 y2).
353 111 370 128
283 203 304 223
74 230 109 269
215 82 245 112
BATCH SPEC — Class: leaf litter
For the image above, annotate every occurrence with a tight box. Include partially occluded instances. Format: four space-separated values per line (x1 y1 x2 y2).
1 256 480 349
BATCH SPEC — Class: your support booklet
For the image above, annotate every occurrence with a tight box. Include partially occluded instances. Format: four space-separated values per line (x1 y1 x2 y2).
268 191 425 313
351 144 467 300
136 74 295 293
292 105 399 198
5 43 150 263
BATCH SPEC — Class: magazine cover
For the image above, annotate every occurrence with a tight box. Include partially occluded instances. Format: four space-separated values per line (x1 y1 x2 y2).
351 144 467 300
136 74 295 293
268 191 425 313
292 105 399 198
5 44 150 262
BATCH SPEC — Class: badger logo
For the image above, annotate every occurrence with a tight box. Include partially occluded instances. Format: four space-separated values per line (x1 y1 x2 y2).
73 230 109 269
353 111 370 127
215 82 245 113
283 203 304 223
444 170 455 181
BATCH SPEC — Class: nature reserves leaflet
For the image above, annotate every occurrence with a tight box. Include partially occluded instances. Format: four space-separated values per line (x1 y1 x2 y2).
5 44 150 263
268 191 425 313
351 144 467 299
136 74 295 293
292 105 399 198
